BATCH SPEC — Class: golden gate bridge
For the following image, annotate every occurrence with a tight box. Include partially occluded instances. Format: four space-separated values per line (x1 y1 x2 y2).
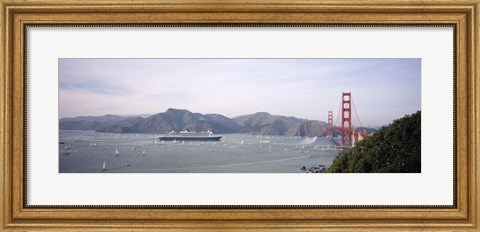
327 92 372 148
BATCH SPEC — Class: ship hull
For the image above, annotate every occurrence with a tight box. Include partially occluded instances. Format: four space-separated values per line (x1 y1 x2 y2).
159 136 222 141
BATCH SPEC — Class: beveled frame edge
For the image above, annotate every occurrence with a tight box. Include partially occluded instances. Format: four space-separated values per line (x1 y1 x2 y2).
21 23 460 211
1 0 479 231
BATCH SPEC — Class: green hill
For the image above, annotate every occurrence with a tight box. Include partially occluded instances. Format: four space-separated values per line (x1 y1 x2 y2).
327 111 421 173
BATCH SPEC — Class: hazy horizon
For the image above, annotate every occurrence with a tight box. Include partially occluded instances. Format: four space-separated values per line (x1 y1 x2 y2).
59 58 421 126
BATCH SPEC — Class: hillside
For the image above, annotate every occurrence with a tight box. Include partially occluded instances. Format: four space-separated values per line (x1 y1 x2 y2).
60 108 374 136
285 120 328 137
100 109 242 134
327 111 421 173
59 114 130 130
233 112 304 135
95 117 145 133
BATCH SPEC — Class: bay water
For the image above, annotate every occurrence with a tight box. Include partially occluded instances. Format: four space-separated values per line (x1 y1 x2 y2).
59 130 343 173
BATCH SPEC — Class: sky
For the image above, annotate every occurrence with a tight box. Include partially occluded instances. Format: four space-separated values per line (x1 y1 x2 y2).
59 58 421 126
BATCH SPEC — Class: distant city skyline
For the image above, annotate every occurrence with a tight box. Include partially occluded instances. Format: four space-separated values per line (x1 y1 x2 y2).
59 58 421 126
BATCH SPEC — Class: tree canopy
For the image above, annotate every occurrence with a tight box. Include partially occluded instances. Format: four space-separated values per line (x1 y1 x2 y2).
327 111 421 173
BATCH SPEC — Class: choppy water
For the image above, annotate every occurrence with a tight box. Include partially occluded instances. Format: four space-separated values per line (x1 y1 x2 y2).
59 130 343 173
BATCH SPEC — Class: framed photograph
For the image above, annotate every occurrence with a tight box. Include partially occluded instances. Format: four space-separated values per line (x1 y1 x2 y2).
1 0 479 231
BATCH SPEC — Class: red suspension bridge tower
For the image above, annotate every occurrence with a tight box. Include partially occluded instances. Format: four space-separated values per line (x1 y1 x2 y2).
327 111 333 139
328 92 370 147
341 92 352 146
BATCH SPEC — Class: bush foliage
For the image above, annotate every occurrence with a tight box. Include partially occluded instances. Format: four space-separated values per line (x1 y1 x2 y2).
327 111 421 173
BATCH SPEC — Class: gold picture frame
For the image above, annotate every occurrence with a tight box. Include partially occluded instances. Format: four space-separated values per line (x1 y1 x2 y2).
1 0 479 230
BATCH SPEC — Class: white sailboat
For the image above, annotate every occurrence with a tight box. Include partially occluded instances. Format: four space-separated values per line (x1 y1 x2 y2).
142 149 146 156
115 148 120 156
102 161 107 171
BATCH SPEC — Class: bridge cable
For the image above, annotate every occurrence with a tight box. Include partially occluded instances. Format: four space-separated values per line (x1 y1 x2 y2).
351 97 363 128
335 102 342 127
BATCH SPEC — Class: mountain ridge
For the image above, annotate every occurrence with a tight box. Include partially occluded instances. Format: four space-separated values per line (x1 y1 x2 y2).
60 108 370 137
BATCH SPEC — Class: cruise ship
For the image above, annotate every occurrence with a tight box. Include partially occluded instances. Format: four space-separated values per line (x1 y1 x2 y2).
159 129 222 141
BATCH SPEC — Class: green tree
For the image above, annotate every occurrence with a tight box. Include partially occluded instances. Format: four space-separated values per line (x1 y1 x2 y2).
327 111 421 173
